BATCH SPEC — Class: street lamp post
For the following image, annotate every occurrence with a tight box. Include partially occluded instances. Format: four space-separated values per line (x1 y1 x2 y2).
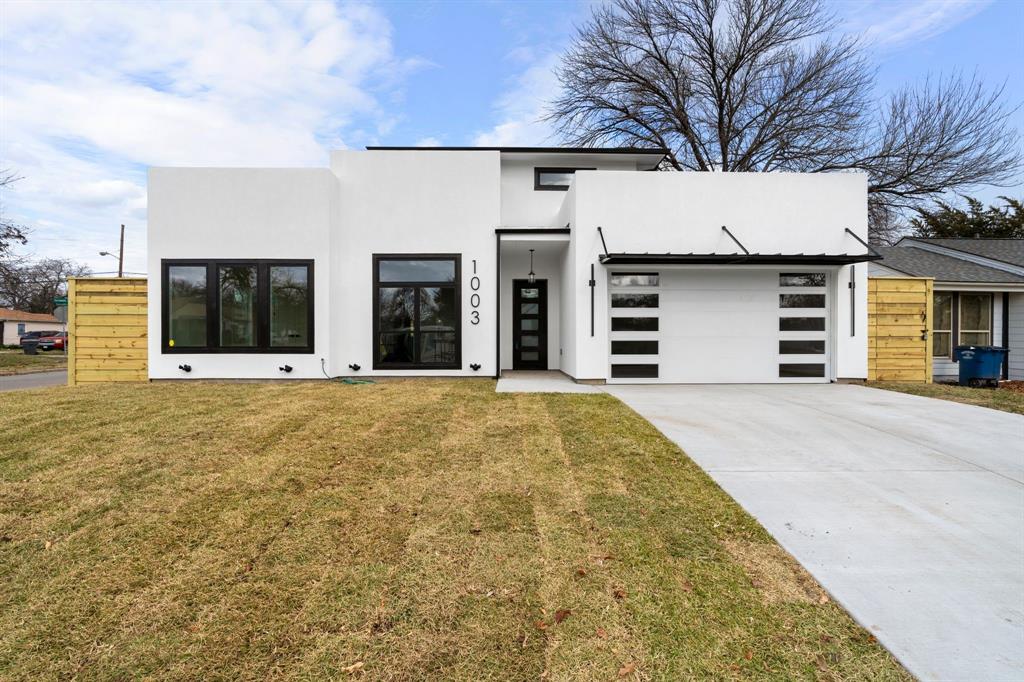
99 224 125 277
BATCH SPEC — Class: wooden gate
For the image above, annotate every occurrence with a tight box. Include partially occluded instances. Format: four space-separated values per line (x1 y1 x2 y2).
867 277 932 383
67 277 148 386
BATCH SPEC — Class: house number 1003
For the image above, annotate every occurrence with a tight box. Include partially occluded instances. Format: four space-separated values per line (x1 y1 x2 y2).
469 260 481 324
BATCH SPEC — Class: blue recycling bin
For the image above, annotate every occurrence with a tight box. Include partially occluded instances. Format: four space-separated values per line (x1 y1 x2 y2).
954 345 1009 387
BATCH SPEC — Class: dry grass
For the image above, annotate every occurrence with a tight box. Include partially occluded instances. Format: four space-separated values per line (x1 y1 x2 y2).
0 380 910 680
0 349 67 376
869 381 1024 415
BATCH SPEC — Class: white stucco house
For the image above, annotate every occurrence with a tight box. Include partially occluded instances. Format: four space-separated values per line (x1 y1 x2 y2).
147 147 877 383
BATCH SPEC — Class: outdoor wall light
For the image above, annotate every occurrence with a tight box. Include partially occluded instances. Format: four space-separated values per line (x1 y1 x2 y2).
527 248 536 284
348 363 361 372
177 364 192 373
279 365 293 373
470 363 481 371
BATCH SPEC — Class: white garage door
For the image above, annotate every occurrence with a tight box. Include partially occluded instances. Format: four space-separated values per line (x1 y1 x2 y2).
607 269 831 383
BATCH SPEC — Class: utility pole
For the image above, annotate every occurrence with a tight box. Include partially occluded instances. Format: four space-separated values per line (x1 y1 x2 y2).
117 224 125 278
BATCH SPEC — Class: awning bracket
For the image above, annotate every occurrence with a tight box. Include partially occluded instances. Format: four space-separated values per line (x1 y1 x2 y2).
844 228 881 258
721 225 749 254
597 226 609 259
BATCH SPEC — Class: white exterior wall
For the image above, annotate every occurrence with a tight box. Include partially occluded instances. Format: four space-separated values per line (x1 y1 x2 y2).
147 168 338 379
1008 293 1024 380
499 156 639 227
569 171 869 381
1 320 61 345
330 150 500 377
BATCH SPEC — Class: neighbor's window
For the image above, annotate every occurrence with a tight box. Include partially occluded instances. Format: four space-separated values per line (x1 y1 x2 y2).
374 255 460 369
163 260 313 353
534 167 594 191
933 293 952 357
959 293 992 346
167 265 208 348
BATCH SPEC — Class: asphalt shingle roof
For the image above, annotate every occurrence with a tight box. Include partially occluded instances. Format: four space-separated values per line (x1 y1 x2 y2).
0 307 60 323
904 238 1024 268
874 246 1024 283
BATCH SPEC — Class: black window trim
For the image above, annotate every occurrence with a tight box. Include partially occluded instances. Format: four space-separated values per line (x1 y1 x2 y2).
372 253 462 370
161 258 315 354
534 167 596 191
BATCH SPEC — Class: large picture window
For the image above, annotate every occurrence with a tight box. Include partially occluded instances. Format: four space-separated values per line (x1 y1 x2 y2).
374 255 460 369
162 260 313 353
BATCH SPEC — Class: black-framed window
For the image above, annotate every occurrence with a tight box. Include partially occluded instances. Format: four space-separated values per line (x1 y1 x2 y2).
373 254 460 369
162 259 313 354
534 167 595 191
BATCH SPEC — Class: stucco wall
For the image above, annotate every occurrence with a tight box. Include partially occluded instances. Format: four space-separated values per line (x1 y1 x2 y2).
330 150 501 377
570 171 870 380
499 156 639 228
147 167 338 379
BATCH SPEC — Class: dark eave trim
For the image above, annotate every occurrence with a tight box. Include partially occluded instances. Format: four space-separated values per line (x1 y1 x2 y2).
366 146 668 156
599 253 882 265
495 228 571 235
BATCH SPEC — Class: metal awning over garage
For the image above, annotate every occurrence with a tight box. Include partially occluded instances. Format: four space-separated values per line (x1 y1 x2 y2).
599 253 881 265
597 226 882 266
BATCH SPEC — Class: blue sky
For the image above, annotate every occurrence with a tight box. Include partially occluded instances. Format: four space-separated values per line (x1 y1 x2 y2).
1 0 1021 275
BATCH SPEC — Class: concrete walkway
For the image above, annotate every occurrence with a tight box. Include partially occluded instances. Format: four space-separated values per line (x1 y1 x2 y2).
604 383 1024 682
495 370 601 394
0 370 67 392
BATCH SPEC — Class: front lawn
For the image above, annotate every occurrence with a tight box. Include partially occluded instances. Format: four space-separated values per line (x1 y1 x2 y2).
0 349 67 376
869 381 1024 415
0 380 908 680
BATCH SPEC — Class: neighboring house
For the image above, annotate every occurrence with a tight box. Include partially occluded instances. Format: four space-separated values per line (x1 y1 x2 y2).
870 238 1024 381
147 147 877 383
0 308 60 346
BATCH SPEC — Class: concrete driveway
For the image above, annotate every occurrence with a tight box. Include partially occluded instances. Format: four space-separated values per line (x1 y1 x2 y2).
604 383 1024 682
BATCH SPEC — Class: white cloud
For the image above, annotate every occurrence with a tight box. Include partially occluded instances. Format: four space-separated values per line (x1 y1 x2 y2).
473 52 562 147
843 0 991 49
415 137 442 147
0 0 417 273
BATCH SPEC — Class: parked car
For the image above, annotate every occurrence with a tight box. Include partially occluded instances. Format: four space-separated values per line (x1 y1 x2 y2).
37 332 67 351
19 330 60 347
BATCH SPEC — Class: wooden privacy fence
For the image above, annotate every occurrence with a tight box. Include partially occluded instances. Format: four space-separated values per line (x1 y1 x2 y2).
67 277 148 386
867 276 932 383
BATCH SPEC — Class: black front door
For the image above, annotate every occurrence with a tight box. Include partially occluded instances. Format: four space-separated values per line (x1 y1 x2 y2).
513 279 547 370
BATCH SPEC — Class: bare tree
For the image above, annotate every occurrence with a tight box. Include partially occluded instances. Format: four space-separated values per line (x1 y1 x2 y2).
549 0 1022 242
0 258 91 313
1 169 29 257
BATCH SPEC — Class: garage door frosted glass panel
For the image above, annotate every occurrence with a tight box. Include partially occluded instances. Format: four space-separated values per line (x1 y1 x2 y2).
779 363 825 378
612 293 659 308
779 340 825 354
610 273 659 287
656 270 789 383
611 340 658 355
780 273 826 287
779 317 825 331
611 364 658 378
611 317 659 332
779 294 825 308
